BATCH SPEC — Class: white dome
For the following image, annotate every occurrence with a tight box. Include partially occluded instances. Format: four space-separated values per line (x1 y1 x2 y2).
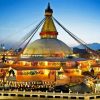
23 38 72 57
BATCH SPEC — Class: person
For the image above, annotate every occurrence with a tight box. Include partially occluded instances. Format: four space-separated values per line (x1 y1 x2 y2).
90 68 94 75
9 69 15 76
2 55 6 63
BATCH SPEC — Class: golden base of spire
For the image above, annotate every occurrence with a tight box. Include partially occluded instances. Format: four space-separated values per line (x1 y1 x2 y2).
40 31 58 38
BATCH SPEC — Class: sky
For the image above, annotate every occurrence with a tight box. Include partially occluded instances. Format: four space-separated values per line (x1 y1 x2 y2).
0 0 100 49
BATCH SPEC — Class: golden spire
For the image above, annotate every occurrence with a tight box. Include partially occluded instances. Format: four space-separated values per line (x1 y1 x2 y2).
40 3 58 38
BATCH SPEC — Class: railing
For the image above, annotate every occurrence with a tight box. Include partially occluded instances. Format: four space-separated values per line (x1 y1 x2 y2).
0 90 100 100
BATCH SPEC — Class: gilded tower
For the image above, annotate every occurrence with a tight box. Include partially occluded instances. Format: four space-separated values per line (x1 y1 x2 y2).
40 3 58 38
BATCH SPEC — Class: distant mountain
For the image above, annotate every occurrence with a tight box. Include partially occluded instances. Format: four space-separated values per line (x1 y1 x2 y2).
74 43 100 50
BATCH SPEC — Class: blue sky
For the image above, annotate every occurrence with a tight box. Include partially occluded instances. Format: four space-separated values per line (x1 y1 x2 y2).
0 0 100 48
